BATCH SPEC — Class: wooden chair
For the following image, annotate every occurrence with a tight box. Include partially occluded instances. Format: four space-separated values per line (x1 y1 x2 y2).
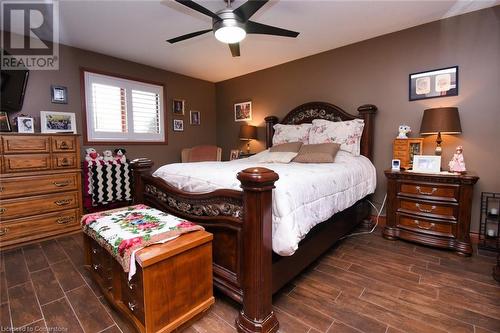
181 145 222 163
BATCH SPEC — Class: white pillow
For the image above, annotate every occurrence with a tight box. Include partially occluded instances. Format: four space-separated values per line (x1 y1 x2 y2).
246 150 298 163
309 119 364 156
272 123 312 146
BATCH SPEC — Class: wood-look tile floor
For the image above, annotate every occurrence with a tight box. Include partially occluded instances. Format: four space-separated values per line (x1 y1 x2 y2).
1 230 499 333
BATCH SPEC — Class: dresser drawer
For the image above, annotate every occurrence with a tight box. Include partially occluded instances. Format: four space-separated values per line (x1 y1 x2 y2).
0 173 79 199
398 198 457 221
88 238 113 291
397 214 454 238
3 154 51 173
0 191 79 220
393 151 407 159
399 182 459 202
52 136 77 152
2 135 50 154
0 209 79 244
52 153 78 169
120 268 145 325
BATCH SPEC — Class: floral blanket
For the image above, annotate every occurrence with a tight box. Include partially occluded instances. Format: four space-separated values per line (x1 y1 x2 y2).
81 204 204 273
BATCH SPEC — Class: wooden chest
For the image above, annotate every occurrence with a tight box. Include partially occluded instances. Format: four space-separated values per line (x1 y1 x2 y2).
393 138 424 170
84 230 215 333
0 134 82 249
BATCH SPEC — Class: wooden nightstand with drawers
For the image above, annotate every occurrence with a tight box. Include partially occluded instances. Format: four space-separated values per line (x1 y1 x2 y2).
383 170 479 256
0 133 82 249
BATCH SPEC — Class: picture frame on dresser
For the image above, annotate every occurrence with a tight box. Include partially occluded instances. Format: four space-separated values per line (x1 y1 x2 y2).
17 116 35 133
0 111 12 132
412 155 441 173
40 111 77 134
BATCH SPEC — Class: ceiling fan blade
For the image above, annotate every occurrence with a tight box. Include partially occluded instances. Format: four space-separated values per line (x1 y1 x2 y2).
174 0 220 20
246 20 299 38
167 29 212 43
229 43 240 57
233 0 269 21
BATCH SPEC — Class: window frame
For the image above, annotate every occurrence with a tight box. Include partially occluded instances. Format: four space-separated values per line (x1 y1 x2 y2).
80 67 167 145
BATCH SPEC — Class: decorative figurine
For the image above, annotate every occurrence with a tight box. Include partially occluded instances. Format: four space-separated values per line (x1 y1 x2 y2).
448 145 466 173
85 148 101 162
397 125 411 139
114 148 127 163
102 150 114 162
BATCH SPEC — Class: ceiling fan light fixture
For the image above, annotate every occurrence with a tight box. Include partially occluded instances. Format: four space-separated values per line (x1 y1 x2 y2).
214 18 246 44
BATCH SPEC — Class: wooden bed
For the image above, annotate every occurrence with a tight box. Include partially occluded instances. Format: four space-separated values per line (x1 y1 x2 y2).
131 101 377 333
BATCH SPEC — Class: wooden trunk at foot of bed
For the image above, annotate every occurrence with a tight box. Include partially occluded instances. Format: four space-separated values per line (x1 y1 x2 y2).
131 101 377 333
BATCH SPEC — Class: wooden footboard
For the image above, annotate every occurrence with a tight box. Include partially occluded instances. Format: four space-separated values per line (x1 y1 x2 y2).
131 159 279 333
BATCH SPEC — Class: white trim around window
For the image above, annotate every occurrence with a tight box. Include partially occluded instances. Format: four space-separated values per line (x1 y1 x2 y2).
83 70 166 143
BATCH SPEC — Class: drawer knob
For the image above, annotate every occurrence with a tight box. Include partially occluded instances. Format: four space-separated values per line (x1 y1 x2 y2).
0 186 4 192
56 216 74 224
60 141 69 149
128 282 136 290
60 158 71 166
0 227 8 236
415 186 437 195
53 180 70 187
0 208 6 215
55 199 71 206
415 203 437 213
414 220 435 230
92 248 99 254
93 264 101 271
128 301 137 312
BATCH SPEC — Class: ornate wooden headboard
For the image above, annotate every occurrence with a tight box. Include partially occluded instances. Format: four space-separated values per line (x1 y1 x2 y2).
265 102 377 161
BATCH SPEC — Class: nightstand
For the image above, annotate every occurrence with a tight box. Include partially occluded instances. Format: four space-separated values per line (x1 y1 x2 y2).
383 170 479 256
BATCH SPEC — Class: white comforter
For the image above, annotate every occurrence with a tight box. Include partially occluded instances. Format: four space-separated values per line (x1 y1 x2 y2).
152 151 376 256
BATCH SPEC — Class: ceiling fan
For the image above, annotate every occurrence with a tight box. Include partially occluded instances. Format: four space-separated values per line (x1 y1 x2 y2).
167 0 299 57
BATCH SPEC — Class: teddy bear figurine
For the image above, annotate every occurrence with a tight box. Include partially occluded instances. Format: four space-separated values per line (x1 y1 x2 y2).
85 148 101 162
102 150 114 162
397 125 411 139
114 148 127 163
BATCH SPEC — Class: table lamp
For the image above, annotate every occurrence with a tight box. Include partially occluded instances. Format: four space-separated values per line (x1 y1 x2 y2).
419 107 462 155
239 124 257 154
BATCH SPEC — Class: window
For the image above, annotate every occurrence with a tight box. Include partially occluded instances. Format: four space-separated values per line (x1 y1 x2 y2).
83 70 165 143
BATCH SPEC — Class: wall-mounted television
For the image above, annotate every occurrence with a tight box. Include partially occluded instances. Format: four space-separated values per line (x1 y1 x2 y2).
1 51 30 112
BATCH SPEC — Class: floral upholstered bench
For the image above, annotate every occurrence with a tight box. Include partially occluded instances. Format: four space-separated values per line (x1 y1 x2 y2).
81 204 214 333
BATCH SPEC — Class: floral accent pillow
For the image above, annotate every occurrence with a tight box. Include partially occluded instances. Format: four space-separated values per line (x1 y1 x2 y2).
272 124 312 145
309 119 365 156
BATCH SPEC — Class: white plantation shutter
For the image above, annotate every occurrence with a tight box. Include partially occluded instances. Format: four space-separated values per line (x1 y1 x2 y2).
84 71 164 142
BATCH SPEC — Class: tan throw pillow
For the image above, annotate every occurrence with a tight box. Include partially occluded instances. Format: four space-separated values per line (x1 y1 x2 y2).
293 143 341 163
269 141 303 153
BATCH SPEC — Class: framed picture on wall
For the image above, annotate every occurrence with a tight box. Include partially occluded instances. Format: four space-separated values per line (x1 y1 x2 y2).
409 66 458 101
51 85 68 104
173 99 185 115
173 119 184 131
190 111 200 125
40 111 77 133
234 101 252 122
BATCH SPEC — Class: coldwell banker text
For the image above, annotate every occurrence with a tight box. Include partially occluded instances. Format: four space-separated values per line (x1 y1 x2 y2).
1 0 59 70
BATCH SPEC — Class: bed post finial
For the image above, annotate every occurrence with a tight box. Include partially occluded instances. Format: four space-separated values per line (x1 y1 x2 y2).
264 116 278 149
130 158 154 204
357 104 377 161
236 167 280 333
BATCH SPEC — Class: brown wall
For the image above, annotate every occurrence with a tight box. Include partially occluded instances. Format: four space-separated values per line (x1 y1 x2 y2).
8 41 217 167
215 7 500 232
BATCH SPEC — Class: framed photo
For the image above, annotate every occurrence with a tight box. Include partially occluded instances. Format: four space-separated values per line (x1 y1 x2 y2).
0 111 11 132
234 101 252 122
40 111 77 133
190 111 201 125
51 85 68 104
173 119 184 132
412 155 441 173
409 66 458 101
17 116 34 133
173 99 185 115
230 149 240 161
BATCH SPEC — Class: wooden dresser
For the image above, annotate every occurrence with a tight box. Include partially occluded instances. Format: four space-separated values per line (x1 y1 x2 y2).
383 170 479 256
0 134 82 249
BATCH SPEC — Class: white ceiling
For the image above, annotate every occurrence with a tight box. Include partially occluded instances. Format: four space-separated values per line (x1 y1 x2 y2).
52 0 500 82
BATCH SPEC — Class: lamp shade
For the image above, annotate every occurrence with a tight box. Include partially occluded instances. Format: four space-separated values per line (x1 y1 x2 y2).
239 124 257 140
420 107 462 135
